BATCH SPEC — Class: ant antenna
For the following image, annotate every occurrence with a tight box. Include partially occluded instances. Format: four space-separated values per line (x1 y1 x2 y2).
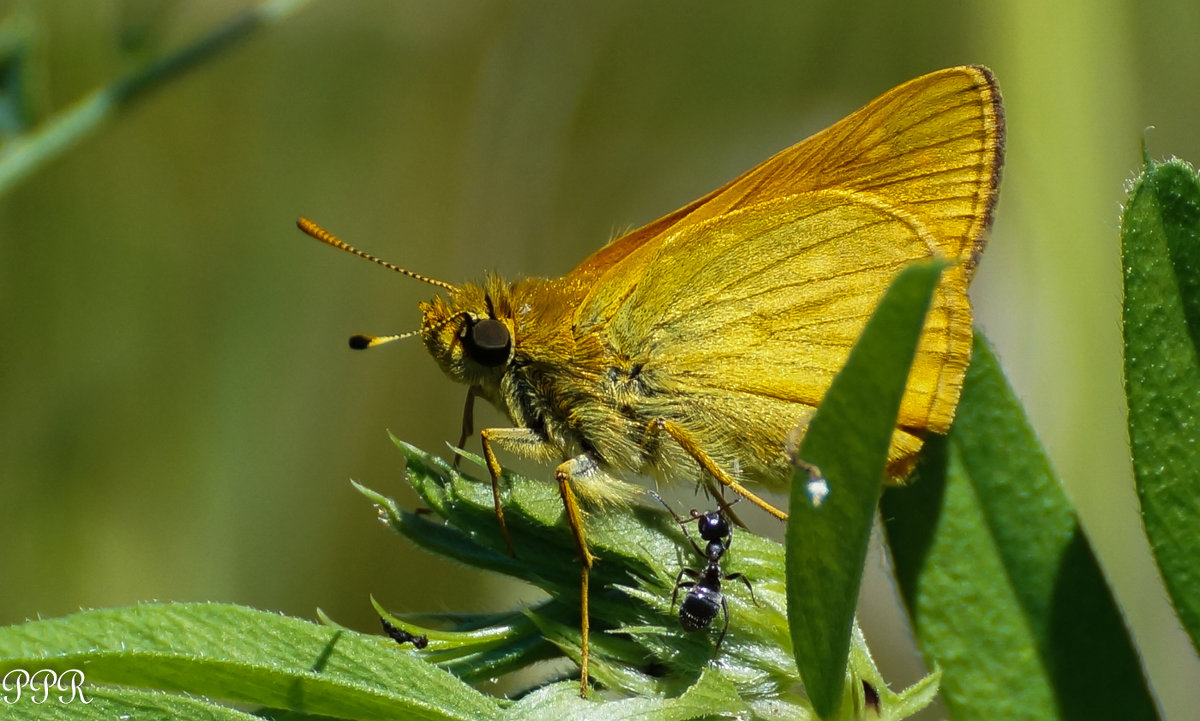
297 217 459 293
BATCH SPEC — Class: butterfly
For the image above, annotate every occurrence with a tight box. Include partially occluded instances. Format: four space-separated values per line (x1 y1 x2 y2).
299 64 1004 695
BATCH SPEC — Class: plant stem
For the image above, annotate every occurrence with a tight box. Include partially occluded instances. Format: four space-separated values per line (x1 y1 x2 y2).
0 0 314 197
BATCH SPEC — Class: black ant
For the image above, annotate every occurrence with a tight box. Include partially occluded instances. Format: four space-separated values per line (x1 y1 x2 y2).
649 491 757 649
380 617 429 649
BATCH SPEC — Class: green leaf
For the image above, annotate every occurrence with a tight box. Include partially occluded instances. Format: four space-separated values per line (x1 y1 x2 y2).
787 260 946 719
882 334 1158 721
371 443 801 712
501 670 746 721
368 442 940 720
845 624 941 721
0 445 943 721
1121 156 1200 654
0 449 943 721
4 685 265 721
0 602 502 721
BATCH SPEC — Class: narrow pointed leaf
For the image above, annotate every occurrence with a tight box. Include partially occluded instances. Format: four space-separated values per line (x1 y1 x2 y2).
373 444 804 711
882 334 1158 721
502 671 747 721
1121 156 1200 653
4 686 265 721
0 602 502 721
787 260 945 719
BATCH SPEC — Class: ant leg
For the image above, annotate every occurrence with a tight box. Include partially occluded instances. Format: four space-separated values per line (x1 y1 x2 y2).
714 595 731 651
649 491 706 558
726 572 759 606
672 573 698 610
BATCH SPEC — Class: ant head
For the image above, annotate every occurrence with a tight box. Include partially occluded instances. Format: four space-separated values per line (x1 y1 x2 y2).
692 509 731 543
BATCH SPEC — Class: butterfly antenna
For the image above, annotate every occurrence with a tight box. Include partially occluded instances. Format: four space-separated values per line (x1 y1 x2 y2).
348 331 421 350
346 306 467 352
297 217 459 293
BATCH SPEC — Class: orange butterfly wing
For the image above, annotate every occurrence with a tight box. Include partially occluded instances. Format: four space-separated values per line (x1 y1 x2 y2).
569 65 1004 476
568 65 1003 290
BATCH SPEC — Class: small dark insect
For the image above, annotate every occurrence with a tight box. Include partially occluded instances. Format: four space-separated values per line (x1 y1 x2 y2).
380 617 429 649
649 491 757 649
863 680 881 713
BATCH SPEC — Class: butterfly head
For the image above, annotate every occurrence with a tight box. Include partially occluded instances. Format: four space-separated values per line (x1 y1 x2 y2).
420 276 515 390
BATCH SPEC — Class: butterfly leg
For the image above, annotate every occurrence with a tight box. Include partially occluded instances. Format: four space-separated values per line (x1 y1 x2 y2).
555 455 603 698
452 388 478 471
694 477 748 529
479 426 553 557
647 419 788 520
476 433 598 696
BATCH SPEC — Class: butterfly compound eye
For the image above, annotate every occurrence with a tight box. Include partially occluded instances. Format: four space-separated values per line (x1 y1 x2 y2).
464 317 511 367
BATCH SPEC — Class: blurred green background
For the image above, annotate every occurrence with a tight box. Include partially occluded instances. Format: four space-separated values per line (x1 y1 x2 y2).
2 0 1197 717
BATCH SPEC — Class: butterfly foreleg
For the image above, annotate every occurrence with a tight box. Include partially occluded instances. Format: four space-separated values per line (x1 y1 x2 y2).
477 434 601 696
452 387 478 470
479 426 553 557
